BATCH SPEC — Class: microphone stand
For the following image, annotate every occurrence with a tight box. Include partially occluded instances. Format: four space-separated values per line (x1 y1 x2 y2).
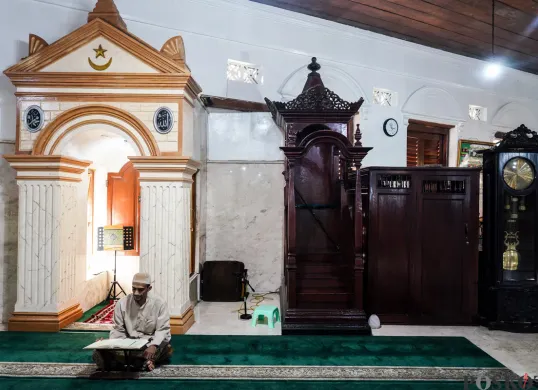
239 271 255 320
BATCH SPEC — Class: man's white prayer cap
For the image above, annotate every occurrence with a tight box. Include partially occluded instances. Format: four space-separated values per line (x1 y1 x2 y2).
133 272 151 285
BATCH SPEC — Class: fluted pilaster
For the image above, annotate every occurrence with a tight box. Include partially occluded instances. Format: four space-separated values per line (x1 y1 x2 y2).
130 156 200 334
4 155 90 331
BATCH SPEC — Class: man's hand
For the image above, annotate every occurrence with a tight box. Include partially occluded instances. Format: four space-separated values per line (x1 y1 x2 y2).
145 360 155 371
96 337 104 342
144 345 157 361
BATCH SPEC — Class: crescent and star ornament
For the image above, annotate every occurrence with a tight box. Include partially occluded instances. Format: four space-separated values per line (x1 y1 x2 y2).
88 44 112 71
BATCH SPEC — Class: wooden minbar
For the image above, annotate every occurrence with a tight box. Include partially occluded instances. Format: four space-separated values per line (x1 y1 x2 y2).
265 58 372 335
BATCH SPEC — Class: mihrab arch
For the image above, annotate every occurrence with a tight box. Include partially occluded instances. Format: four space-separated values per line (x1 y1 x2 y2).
32 104 160 157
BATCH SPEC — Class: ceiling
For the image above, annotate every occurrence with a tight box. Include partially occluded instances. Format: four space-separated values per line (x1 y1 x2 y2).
250 0 538 75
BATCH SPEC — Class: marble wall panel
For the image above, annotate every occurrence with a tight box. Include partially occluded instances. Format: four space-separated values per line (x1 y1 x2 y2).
76 271 108 313
0 143 18 323
207 111 284 161
205 162 284 292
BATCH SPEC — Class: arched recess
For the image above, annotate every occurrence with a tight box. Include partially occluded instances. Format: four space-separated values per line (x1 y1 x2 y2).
491 102 538 130
402 87 465 123
278 62 368 103
33 104 160 156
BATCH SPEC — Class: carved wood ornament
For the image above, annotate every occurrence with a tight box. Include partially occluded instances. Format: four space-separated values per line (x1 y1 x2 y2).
28 34 48 56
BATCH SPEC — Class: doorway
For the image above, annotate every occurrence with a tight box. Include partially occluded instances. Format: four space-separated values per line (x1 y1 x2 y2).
407 120 451 167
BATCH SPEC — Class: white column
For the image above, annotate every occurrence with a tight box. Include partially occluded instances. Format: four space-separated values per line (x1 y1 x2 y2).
130 156 200 334
4 155 90 331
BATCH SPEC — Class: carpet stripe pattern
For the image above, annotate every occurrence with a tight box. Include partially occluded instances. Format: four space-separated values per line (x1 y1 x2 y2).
0 363 517 381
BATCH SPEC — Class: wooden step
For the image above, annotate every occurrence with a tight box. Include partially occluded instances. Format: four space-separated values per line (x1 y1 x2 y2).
296 264 350 274
296 292 351 303
296 278 347 290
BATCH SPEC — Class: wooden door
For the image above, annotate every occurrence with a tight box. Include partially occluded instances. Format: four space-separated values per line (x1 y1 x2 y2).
87 169 95 255
415 174 474 324
366 172 414 323
107 162 140 255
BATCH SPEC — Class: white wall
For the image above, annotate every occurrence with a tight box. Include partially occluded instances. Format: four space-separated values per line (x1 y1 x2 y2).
1 0 537 157
3 0 538 295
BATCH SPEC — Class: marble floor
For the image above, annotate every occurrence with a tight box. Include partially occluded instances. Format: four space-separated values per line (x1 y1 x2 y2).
188 293 282 335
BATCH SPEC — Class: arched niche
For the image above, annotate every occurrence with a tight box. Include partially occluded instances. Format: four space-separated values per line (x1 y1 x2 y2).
402 87 465 123
33 104 160 156
491 102 538 130
278 62 368 104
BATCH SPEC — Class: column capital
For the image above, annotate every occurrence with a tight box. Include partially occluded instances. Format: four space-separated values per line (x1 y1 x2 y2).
3 155 91 183
129 156 200 183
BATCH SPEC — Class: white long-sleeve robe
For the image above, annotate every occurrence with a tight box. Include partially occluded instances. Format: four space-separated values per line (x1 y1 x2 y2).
110 294 171 347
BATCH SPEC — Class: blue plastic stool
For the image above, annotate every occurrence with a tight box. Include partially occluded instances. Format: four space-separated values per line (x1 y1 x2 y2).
251 305 280 328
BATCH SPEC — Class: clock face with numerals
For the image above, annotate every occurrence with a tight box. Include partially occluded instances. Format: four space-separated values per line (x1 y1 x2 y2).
153 107 174 134
24 106 45 133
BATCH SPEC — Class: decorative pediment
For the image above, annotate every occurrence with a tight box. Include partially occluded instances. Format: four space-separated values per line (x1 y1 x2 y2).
40 37 159 74
491 124 538 151
265 58 363 120
4 19 187 76
266 86 363 113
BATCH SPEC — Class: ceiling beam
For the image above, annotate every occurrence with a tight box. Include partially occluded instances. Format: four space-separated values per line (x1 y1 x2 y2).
200 95 269 112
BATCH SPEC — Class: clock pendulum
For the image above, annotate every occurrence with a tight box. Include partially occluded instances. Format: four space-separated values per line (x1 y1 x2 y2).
503 197 520 271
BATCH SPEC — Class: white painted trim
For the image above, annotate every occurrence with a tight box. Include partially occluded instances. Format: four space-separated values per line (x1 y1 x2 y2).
402 114 462 128
17 88 186 95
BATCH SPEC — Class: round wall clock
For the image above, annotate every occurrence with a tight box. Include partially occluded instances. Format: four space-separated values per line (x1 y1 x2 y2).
383 118 398 137
503 157 535 191
24 105 45 133
153 107 174 134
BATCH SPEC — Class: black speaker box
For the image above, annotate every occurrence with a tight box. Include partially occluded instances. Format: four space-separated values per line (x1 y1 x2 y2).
200 261 245 302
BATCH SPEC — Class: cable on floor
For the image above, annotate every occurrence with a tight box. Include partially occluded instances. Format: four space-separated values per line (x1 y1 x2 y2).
233 291 280 315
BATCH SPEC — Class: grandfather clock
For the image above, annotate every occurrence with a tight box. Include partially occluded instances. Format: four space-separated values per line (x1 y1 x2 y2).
479 125 538 332
265 58 372 334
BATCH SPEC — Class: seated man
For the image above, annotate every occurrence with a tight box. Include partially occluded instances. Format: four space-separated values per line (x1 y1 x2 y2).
92 272 172 371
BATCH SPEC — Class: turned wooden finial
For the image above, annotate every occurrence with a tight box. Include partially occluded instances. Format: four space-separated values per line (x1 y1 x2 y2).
88 0 127 31
354 123 363 146
302 57 325 92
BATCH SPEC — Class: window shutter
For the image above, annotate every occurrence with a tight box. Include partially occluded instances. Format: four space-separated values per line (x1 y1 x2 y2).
407 136 420 166
107 162 140 255
423 136 441 166
407 126 447 167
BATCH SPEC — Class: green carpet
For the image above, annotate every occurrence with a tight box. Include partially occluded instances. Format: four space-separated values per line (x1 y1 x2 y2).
0 332 502 367
0 332 517 386
0 378 475 389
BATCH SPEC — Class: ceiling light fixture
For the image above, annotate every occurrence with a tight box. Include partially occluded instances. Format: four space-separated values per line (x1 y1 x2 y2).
484 0 502 79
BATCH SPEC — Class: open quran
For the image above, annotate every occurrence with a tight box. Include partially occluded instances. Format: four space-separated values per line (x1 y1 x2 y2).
83 338 148 350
